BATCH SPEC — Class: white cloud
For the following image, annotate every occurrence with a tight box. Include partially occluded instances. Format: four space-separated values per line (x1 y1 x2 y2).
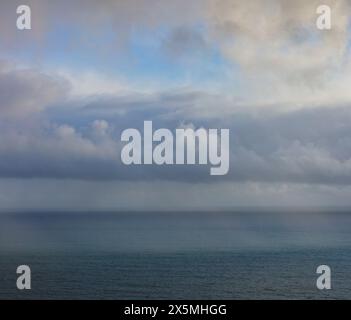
206 0 351 111
0 60 69 117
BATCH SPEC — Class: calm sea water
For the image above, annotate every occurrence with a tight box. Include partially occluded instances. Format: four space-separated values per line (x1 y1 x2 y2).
1 210 351 299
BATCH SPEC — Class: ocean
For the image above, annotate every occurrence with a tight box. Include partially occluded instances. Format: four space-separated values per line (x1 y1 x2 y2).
0 210 351 299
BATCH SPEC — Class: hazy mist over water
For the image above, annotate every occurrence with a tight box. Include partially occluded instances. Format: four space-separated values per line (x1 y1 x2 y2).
1 210 351 299
1 210 351 253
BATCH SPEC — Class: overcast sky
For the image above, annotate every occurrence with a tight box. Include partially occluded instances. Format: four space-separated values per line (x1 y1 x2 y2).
0 0 351 210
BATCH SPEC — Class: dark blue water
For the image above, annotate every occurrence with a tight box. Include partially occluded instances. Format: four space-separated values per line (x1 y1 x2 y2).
1 211 351 299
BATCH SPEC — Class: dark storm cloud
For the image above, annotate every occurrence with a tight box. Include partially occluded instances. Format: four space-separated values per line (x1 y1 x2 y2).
1 74 351 185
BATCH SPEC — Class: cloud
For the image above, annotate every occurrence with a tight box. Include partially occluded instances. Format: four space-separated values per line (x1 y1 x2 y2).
0 60 69 117
206 0 351 110
0 86 351 186
2 0 351 111
1 1 351 208
161 26 213 63
0 0 205 52
1 57 351 186
209 0 349 71
0 119 121 180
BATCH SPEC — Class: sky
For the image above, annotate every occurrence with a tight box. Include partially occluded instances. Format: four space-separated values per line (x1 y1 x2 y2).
0 0 351 210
